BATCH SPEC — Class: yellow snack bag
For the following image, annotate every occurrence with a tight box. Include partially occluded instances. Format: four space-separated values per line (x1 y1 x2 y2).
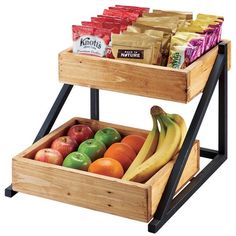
197 13 224 21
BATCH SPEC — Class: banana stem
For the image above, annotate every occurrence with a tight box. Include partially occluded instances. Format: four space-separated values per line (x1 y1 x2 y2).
151 106 165 117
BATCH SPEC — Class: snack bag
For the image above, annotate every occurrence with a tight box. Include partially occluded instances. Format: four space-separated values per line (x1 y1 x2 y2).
127 24 171 66
72 25 94 54
193 19 223 46
109 6 144 16
152 10 193 20
144 30 170 66
136 16 179 23
112 33 161 64
81 21 102 28
126 25 142 33
103 8 139 24
178 25 211 51
115 5 150 15
197 13 224 21
167 32 205 69
133 22 175 34
96 15 129 31
72 25 111 57
122 31 164 65
83 20 120 34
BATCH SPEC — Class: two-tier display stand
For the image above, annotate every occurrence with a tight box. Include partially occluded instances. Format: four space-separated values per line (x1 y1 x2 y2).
5 41 230 233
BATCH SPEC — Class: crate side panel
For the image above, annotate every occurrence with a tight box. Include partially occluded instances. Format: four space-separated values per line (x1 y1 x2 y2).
12 157 149 222
59 52 187 102
147 141 200 218
186 46 218 101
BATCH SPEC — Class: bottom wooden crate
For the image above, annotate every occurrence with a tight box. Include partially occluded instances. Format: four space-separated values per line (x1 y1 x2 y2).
12 117 200 222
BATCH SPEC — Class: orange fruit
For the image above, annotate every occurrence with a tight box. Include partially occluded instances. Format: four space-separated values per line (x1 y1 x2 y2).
121 134 146 154
88 157 124 178
104 142 136 170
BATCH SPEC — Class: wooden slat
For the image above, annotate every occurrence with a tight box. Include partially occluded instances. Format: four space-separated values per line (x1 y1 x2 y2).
146 140 199 218
13 156 150 222
59 49 188 103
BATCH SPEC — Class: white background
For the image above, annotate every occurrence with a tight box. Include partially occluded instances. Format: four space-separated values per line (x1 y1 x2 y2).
0 0 235 235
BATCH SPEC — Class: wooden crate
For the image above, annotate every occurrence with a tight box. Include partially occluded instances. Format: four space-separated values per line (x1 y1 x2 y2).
12 117 199 222
59 40 231 103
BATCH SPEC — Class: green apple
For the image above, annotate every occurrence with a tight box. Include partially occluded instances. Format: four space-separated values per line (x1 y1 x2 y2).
78 139 106 162
94 127 121 147
62 151 91 170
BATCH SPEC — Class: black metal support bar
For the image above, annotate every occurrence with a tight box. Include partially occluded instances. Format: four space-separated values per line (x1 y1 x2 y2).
148 42 227 233
34 84 73 143
90 88 99 120
148 154 226 233
218 45 228 156
200 147 218 159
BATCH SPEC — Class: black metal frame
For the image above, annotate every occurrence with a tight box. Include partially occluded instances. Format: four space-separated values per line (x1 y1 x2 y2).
5 42 228 234
149 42 228 233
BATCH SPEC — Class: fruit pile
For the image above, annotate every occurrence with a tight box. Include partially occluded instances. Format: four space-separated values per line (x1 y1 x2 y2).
122 106 187 182
34 123 145 179
34 105 187 183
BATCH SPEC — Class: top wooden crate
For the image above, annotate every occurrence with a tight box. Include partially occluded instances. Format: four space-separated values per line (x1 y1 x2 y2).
59 40 231 103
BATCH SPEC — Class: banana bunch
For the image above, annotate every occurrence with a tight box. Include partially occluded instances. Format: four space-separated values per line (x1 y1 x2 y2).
122 106 187 183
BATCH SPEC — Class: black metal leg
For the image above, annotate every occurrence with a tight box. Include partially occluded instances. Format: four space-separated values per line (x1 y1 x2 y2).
90 88 99 120
5 84 73 197
148 42 228 233
218 45 228 156
148 154 226 233
34 84 73 142
5 185 17 198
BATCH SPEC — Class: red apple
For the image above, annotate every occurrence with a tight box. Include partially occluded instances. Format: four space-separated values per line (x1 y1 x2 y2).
34 148 63 165
67 124 93 145
51 136 78 158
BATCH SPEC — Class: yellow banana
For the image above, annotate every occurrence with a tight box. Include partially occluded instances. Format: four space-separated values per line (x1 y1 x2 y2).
168 113 187 154
128 114 181 183
122 106 161 181
155 116 166 150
